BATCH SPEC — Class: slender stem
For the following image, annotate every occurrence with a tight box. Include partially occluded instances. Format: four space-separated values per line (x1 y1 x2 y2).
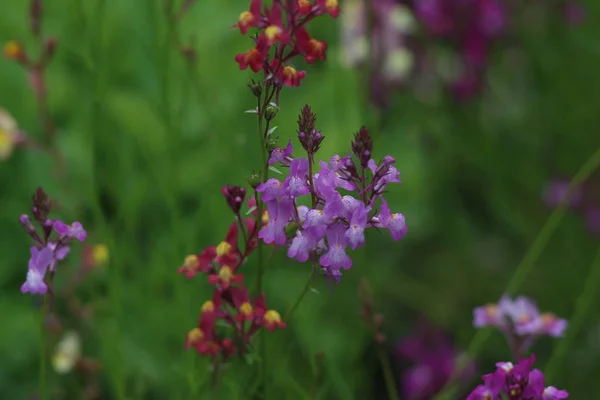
284 268 315 320
377 346 400 400
545 245 600 381
433 145 600 400
39 294 48 400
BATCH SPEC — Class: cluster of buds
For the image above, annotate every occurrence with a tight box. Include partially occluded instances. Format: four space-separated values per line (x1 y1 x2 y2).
19 187 87 296
544 178 600 237
396 319 476 399
179 188 285 359
258 107 407 282
3 0 57 99
474 295 567 359
234 0 339 89
467 354 568 400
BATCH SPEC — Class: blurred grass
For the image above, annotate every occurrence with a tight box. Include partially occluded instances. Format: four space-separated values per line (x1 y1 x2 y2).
2 0 600 398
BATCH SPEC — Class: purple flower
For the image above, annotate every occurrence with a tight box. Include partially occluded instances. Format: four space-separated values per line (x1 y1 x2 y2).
303 208 328 238
258 197 294 245
345 202 368 250
319 223 352 272
542 386 570 399
478 0 506 36
21 246 54 294
466 369 504 400
53 220 87 242
288 229 315 262
543 180 582 208
256 178 285 202
268 139 293 165
283 158 310 197
473 303 505 329
378 198 407 240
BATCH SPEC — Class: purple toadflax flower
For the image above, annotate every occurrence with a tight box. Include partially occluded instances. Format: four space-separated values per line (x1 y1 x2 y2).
467 354 569 400
259 106 407 283
473 295 567 359
397 319 476 399
18 187 87 296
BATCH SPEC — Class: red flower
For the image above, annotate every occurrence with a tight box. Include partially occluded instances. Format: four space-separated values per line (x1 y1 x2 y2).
316 0 340 18
208 265 244 289
282 65 306 87
296 0 312 15
177 249 214 279
230 286 255 322
295 27 328 64
235 47 265 72
214 222 240 266
234 0 263 34
253 295 286 331
258 1 290 47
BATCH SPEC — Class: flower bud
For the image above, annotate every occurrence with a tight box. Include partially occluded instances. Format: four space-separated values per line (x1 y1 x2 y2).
266 137 279 152
351 126 373 168
248 80 262 97
20 214 37 235
221 185 246 214
247 171 262 189
265 104 279 121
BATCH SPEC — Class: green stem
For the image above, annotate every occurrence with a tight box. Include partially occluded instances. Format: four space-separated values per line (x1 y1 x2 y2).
377 346 400 400
545 245 600 381
285 269 315 320
39 294 48 400
433 145 600 400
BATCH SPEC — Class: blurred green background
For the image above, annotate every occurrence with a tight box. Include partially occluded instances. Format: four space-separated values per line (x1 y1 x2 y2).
2 0 600 399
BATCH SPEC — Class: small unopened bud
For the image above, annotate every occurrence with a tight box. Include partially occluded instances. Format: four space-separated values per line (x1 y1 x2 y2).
266 136 279 152
248 171 262 189
221 185 246 214
265 104 279 121
180 46 196 62
43 37 57 61
375 332 386 345
20 214 37 235
373 313 384 328
248 80 262 97
351 126 373 168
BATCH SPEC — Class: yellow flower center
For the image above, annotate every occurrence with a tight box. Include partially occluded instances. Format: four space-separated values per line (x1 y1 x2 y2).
216 241 232 257
309 39 324 52
518 313 531 324
283 66 297 79
92 244 109 265
202 300 215 313
265 25 282 41
238 11 253 25
540 312 555 326
187 328 204 344
218 266 233 282
326 0 338 10
183 254 199 270
262 210 269 224
485 304 498 317
3 41 22 59
265 310 282 324
240 302 253 316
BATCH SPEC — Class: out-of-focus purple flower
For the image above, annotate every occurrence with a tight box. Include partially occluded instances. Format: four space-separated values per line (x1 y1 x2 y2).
564 1 585 26
53 220 87 242
543 180 582 207
473 303 505 329
21 246 54 294
466 369 504 400
586 208 600 236
397 320 476 400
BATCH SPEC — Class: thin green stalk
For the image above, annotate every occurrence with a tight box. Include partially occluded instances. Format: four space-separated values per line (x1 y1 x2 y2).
39 294 48 400
377 346 400 400
285 269 315 320
433 145 600 400
545 245 600 381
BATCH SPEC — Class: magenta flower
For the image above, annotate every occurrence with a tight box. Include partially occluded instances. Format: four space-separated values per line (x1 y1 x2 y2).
268 139 293 165
21 246 54 294
283 158 310 197
53 220 87 242
467 355 569 400
256 178 286 202
319 223 352 273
